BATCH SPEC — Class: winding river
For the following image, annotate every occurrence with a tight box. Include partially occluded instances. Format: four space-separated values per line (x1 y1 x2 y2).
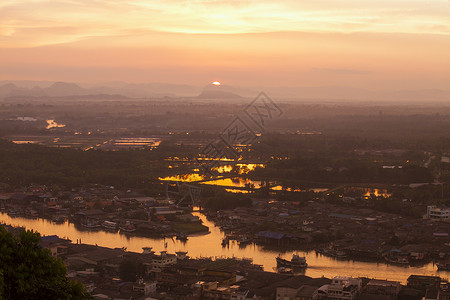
1 211 448 284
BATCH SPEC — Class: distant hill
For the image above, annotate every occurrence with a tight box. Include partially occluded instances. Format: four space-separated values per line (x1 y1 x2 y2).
4 94 128 102
197 90 244 99
42 82 89 97
0 80 449 102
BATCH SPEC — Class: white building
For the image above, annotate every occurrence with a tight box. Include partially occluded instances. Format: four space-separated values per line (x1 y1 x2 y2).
427 206 450 221
151 251 177 272
317 276 361 300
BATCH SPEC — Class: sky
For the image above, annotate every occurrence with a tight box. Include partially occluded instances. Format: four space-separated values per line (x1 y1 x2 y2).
0 0 449 90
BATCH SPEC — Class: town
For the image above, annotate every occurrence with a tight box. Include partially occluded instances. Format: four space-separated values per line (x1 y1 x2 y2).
1 180 450 299
3 222 450 299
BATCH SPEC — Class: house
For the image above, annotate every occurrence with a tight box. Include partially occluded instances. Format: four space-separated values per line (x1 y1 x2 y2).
277 286 303 300
317 276 361 300
257 231 291 245
407 275 441 292
202 284 241 300
40 235 69 258
295 285 318 300
427 206 450 221
132 279 157 296
151 251 177 272
362 279 401 299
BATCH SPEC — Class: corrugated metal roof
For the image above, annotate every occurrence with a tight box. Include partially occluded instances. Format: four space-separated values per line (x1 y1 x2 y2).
257 231 285 239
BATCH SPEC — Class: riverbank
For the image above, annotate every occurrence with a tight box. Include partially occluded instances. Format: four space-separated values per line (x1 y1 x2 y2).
2 223 449 300
205 199 450 268
0 186 209 239
1 211 449 284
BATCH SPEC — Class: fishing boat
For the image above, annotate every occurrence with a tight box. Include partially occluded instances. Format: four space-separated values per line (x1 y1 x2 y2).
119 221 136 233
102 220 118 231
221 237 229 247
276 254 308 268
176 233 188 241
52 215 67 224
238 236 251 246
277 267 294 274
142 247 154 255
81 218 101 229
7 209 19 217
437 261 450 271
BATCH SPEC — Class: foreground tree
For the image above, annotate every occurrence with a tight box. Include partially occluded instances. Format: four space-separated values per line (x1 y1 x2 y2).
0 227 89 300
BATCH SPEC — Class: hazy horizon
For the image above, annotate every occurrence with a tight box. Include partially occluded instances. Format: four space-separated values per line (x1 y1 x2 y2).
1 0 449 95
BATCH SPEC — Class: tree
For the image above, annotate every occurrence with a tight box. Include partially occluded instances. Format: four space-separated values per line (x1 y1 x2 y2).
119 257 145 282
0 227 89 300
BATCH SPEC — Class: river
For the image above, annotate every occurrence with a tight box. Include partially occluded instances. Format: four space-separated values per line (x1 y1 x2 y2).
1 211 448 284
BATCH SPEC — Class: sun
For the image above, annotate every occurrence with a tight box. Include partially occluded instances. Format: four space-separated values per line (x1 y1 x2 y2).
212 81 221 86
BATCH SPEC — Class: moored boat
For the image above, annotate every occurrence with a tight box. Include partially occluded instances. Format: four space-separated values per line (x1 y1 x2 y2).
81 218 101 228
176 233 188 241
102 220 118 230
119 221 136 233
276 254 308 268
238 236 251 246
437 261 450 271
277 267 294 274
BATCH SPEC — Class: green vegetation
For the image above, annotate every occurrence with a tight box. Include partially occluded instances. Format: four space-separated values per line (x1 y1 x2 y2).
203 190 252 210
119 257 145 282
172 222 209 234
0 227 88 300
0 139 168 190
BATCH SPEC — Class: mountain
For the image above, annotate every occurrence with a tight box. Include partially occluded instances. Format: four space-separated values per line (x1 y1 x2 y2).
196 83 246 99
42 82 89 97
0 80 449 102
197 90 244 99
0 83 28 97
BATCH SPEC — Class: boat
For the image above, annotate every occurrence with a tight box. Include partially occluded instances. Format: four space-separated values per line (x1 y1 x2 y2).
238 236 251 246
316 248 347 259
437 261 450 271
142 247 154 255
81 218 101 228
52 215 67 224
102 220 118 231
383 251 409 265
276 254 308 268
176 233 188 241
119 221 136 233
221 237 229 247
7 209 19 217
277 267 294 274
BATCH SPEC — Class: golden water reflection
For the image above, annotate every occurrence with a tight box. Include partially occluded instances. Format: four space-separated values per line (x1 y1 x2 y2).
1 212 446 284
46 119 66 129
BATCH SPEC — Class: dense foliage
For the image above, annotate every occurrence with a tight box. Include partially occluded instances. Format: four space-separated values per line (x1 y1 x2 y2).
119 257 145 282
0 227 88 300
203 190 252 210
0 139 170 190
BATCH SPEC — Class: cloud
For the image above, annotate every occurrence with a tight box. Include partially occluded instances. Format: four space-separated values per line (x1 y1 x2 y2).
311 68 373 75
1 0 449 47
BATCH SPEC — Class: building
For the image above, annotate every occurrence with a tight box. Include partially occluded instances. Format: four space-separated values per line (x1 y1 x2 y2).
362 279 401 300
407 275 441 292
151 251 177 272
427 206 450 221
40 235 68 258
277 286 302 300
295 285 319 300
317 276 361 300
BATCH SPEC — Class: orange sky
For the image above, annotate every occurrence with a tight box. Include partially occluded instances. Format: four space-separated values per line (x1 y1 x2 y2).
0 0 449 90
